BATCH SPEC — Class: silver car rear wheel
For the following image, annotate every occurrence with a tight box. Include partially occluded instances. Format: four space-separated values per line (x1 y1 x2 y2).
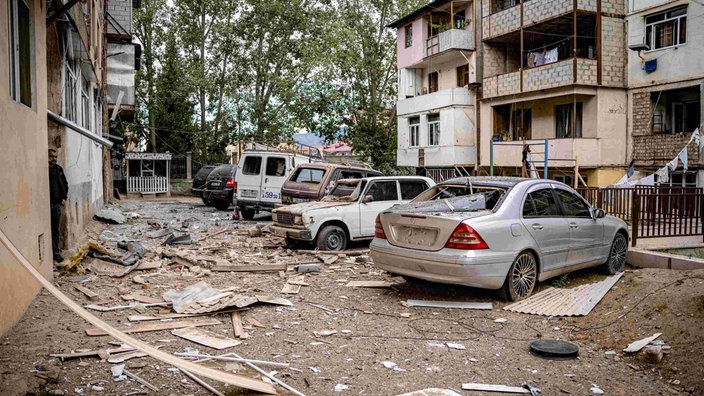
501 252 537 301
603 233 627 275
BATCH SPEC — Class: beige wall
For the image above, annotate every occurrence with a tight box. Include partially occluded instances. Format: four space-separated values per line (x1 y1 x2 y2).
0 0 52 335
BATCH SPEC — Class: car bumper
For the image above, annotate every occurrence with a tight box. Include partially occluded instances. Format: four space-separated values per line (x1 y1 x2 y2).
191 188 205 196
370 239 515 290
270 225 313 241
203 189 233 202
236 199 277 211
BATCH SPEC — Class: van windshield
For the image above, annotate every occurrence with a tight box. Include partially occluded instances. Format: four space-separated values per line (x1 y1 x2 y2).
291 168 326 184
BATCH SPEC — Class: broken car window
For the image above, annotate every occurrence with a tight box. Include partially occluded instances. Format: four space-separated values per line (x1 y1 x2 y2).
243 156 262 175
292 168 326 183
365 181 399 202
413 185 506 211
400 180 429 200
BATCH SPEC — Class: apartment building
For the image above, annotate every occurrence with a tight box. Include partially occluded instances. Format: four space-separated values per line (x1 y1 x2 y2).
627 0 704 187
479 0 629 186
390 0 481 181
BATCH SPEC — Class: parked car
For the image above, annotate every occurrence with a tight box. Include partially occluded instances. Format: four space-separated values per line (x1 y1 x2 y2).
370 177 629 301
235 151 318 220
280 163 383 205
271 176 435 250
202 164 237 211
192 165 217 204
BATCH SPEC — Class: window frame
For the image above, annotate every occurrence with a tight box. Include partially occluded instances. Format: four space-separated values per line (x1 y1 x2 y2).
457 64 469 87
427 114 440 146
555 103 583 139
363 180 400 202
522 188 562 218
553 188 592 218
265 156 287 177
409 116 420 147
399 179 429 200
645 6 687 51
242 156 262 176
404 25 413 48
428 71 438 93
7 0 32 107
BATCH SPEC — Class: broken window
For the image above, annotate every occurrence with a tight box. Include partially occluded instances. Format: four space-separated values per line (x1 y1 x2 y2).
7 0 32 107
555 103 583 138
366 181 399 202
265 157 286 177
404 25 413 48
242 156 262 175
646 6 686 50
651 87 700 134
409 116 420 147
428 72 438 93
493 105 531 141
399 180 428 200
428 114 440 146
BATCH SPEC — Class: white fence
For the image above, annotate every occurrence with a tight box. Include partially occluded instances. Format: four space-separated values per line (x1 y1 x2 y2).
127 176 169 194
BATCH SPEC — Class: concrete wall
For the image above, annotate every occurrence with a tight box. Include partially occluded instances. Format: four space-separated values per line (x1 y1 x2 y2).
397 18 426 70
0 0 53 335
107 0 133 37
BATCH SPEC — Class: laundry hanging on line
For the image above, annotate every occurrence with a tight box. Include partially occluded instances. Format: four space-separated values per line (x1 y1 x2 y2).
526 46 559 67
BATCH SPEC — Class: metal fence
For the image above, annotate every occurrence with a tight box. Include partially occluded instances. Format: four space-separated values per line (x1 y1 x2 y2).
577 186 704 246
170 155 189 179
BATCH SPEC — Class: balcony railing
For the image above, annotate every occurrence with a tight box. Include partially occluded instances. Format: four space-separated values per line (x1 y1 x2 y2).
483 0 597 40
489 138 601 168
483 58 597 98
397 87 473 115
423 28 474 58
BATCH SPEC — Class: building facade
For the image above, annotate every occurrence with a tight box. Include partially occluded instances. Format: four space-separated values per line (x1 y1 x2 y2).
478 0 629 186
390 0 481 181
1 0 53 335
627 0 704 187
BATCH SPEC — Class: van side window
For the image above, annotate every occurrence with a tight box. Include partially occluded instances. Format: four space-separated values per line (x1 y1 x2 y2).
400 180 428 200
243 156 262 175
265 157 286 176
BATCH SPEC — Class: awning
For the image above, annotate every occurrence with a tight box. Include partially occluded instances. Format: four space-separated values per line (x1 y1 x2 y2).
48 110 114 148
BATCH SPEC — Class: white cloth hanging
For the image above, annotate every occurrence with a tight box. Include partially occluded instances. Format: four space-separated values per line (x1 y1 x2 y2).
614 174 629 186
655 167 669 184
678 148 688 170
544 47 558 64
639 174 656 186
667 158 678 172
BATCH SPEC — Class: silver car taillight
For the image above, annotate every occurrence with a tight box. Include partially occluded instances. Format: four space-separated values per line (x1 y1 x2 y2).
445 223 488 250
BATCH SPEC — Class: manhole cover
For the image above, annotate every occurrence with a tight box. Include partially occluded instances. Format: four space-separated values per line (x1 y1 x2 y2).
530 340 579 359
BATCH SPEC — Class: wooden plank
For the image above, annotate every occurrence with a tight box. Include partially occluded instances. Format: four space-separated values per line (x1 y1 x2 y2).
0 229 276 395
122 294 165 304
211 264 287 272
85 319 221 336
461 383 529 393
128 308 248 322
172 327 242 350
624 333 662 353
74 285 99 299
256 295 293 306
181 369 226 396
124 369 159 392
281 283 301 294
107 350 148 363
231 312 244 338
346 281 395 288
407 299 493 310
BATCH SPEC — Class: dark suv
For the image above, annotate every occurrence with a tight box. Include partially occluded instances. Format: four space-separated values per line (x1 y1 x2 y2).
192 165 217 204
202 165 237 211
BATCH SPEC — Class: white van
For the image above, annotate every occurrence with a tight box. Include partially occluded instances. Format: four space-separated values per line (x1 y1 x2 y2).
234 150 318 219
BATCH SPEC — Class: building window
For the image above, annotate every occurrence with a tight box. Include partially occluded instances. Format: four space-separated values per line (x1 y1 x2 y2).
81 77 91 129
428 72 438 93
454 10 466 29
404 25 413 48
63 58 79 122
7 0 32 107
409 116 420 147
457 65 469 87
428 114 440 146
555 103 583 138
646 6 686 51
651 87 700 134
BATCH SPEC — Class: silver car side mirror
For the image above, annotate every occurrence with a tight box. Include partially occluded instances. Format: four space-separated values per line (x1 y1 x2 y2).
363 195 374 204
593 208 606 219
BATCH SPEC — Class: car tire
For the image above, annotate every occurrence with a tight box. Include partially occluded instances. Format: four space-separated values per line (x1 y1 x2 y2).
214 201 230 211
240 208 256 220
316 225 347 251
500 251 537 302
601 233 627 275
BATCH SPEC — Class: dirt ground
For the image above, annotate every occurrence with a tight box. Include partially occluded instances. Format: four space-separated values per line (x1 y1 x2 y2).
1 197 703 396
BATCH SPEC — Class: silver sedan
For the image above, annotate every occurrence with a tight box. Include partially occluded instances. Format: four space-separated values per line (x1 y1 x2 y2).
370 177 629 301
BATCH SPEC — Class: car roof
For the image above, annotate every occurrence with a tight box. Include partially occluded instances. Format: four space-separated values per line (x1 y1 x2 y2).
337 176 433 184
438 176 532 188
294 163 376 171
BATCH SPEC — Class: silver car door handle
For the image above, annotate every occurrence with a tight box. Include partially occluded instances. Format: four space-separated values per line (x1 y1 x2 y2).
531 224 543 230
569 223 579 229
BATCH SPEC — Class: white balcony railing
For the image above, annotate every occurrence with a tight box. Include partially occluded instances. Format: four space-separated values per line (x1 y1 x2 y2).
127 176 169 194
424 28 474 58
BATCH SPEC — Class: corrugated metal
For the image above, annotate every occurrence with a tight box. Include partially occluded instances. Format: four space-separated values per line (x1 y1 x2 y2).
503 273 623 316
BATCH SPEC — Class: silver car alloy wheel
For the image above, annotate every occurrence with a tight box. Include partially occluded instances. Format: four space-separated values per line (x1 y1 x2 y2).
609 234 627 273
511 253 537 299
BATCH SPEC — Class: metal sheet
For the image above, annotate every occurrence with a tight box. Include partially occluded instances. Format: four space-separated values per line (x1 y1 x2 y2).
503 273 623 316
406 299 493 310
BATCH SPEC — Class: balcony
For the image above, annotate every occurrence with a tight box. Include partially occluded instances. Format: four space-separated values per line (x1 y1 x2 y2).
483 58 597 99
397 87 474 116
490 138 601 168
424 28 475 58
483 0 597 40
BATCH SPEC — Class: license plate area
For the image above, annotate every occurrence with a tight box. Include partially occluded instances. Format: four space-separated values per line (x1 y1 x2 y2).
391 225 438 247
241 189 258 198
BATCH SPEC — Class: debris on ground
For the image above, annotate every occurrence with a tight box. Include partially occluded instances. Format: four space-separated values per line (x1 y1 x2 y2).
623 333 662 353
94 207 128 224
405 299 493 310
461 383 530 393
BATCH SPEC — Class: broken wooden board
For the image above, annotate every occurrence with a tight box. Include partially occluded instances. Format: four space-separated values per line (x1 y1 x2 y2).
406 299 493 310
211 264 286 272
107 350 148 363
281 283 301 294
346 280 395 288
121 294 166 304
624 333 662 353
461 383 529 393
231 312 244 338
74 285 99 299
50 346 135 362
397 389 462 396
286 275 308 286
255 295 293 306
172 327 242 350
85 318 220 336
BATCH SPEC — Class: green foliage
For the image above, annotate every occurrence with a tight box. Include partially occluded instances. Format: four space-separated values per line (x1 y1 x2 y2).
552 273 571 288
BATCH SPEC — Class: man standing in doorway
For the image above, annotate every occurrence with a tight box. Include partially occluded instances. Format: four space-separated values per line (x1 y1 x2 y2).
48 148 68 263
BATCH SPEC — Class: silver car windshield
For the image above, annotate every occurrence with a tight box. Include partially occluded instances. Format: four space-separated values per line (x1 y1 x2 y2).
410 185 507 212
322 180 365 202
